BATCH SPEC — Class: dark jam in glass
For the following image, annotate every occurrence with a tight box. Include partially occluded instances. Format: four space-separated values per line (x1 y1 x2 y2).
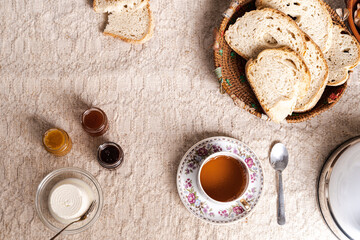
81 107 109 137
97 142 124 169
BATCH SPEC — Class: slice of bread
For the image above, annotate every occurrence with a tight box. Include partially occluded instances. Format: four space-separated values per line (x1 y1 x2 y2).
104 3 154 44
325 24 360 86
294 35 328 112
225 8 307 60
94 0 147 13
245 47 310 123
256 0 333 52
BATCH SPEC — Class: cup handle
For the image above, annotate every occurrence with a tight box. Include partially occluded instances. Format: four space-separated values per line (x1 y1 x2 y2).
240 199 251 212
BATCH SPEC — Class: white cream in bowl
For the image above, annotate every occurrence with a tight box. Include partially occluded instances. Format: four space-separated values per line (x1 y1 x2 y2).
48 178 94 224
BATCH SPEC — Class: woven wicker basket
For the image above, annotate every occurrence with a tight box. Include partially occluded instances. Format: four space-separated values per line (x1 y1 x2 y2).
214 0 349 123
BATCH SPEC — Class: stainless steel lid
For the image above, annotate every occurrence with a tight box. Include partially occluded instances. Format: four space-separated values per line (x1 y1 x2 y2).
318 136 360 240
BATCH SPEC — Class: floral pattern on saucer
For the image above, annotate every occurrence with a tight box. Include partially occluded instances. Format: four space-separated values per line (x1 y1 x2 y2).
183 179 215 217
177 136 264 224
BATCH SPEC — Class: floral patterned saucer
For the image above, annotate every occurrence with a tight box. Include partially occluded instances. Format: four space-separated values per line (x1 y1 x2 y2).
176 136 264 224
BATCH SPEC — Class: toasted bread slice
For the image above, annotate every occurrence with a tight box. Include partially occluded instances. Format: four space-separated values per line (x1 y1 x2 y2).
104 3 154 44
225 8 307 60
325 24 360 86
94 0 147 13
294 35 328 112
256 0 333 52
245 47 310 123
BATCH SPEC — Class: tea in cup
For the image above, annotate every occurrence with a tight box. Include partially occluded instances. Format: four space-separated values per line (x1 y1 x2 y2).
197 152 250 205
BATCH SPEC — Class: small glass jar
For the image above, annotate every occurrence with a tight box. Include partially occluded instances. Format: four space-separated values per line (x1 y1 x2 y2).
43 128 72 156
97 142 124 169
81 107 109 137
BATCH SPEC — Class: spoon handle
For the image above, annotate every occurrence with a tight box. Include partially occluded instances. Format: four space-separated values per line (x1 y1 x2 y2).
277 171 285 225
50 220 78 240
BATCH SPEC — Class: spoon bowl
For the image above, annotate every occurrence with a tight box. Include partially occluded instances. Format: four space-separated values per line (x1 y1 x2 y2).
270 143 289 171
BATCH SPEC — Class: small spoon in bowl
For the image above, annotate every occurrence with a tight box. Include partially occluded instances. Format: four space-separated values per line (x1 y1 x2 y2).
270 143 289 225
50 200 96 240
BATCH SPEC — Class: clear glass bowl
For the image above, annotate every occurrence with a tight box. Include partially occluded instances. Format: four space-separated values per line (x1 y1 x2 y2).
35 167 103 234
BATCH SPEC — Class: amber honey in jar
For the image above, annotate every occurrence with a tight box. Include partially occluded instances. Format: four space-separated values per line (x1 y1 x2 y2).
81 107 109 137
43 128 72 156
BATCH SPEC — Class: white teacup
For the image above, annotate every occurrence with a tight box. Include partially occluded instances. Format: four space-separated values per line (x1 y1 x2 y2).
197 152 251 210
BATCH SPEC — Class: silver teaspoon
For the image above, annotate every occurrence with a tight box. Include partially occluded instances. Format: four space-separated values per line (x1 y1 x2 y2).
50 200 96 240
270 143 289 225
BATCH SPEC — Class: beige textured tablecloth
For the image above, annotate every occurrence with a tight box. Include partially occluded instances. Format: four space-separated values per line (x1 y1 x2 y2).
1 0 359 239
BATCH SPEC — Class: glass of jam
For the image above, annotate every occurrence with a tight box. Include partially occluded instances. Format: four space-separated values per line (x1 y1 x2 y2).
81 107 109 137
43 128 72 156
97 142 124 169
